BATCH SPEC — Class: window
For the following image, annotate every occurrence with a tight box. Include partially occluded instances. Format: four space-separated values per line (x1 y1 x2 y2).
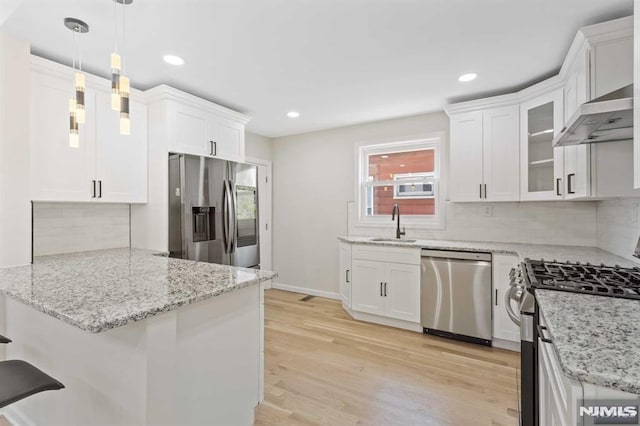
356 136 443 228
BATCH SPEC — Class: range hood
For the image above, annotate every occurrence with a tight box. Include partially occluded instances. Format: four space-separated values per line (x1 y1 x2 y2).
553 84 633 146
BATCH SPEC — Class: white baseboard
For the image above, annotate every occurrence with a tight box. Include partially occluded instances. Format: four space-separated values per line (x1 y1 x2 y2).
270 283 340 300
492 338 521 352
347 308 423 332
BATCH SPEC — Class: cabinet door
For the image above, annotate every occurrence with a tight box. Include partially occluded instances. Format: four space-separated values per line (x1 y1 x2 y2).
591 37 633 98
564 145 590 199
384 263 420 322
492 254 520 343
351 259 385 316
212 118 245 163
31 71 96 202
338 242 352 309
168 103 209 156
449 111 484 202
482 106 520 201
95 91 148 203
520 89 564 201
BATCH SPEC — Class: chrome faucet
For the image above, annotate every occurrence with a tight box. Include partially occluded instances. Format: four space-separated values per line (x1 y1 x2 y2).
391 204 406 240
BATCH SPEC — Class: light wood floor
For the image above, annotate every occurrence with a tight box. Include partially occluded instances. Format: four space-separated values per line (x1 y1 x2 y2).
255 289 520 426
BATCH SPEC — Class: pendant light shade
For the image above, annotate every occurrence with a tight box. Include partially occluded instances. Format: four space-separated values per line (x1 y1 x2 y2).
119 76 130 135
69 98 79 148
64 17 89 147
75 72 85 124
112 0 132 135
110 53 121 111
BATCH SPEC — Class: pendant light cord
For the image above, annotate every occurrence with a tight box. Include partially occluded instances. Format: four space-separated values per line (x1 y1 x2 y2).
122 0 126 74
113 0 118 53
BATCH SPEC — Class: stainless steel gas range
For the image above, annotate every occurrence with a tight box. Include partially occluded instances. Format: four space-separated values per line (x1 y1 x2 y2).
506 259 640 426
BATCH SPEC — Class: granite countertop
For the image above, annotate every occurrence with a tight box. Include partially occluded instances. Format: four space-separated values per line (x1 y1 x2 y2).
536 290 640 394
339 236 640 267
0 248 277 333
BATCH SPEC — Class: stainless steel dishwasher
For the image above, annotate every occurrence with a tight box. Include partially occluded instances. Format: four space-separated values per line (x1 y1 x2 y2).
420 249 492 346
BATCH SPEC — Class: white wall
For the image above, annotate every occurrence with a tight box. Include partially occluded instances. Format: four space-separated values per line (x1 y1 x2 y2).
596 199 640 261
0 32 31 268
245 131 272 161
271 112 599 296
33 203 130 256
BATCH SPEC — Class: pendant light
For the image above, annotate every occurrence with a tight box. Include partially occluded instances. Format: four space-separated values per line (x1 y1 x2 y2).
64 17 89 147
111 0 132 135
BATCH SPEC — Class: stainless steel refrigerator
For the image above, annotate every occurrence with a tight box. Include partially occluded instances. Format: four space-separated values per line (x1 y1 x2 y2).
168 153 260 268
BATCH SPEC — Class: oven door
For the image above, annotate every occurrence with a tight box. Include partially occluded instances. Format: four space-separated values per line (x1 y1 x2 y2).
506 269 538 426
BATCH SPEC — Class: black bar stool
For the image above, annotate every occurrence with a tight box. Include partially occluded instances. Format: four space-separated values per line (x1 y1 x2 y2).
0 335 64 409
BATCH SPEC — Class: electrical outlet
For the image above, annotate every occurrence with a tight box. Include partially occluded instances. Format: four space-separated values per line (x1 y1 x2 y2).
482 205 493 217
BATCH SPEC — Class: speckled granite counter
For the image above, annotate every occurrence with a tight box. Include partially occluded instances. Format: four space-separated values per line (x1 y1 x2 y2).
0 248 277 333
536 290 640 394
339 236 640 267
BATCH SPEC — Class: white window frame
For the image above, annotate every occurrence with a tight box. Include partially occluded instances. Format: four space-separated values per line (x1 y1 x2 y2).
354 134 445 230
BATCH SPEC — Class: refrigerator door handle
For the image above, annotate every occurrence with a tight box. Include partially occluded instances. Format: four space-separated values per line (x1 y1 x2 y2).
224 180 234 254
222 180 230 253
230 180 238 254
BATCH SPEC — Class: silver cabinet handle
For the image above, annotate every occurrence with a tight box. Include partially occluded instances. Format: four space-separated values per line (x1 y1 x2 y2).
91 180 96 198
556 178 562 196
479 183 482 199
383 282 387 296
98 180 102 198
380 282 383 296
567 173 575 194
538 325 552 344
210 141 217 156
345 270 350 283
484 184 487 199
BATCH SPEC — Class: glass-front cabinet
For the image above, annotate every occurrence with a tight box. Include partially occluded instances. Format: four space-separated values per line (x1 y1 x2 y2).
520 89 564 201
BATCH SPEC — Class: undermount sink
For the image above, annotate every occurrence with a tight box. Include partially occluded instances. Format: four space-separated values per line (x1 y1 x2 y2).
370 237 417 243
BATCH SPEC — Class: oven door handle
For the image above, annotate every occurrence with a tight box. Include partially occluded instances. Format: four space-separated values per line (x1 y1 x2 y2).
505 285 521 326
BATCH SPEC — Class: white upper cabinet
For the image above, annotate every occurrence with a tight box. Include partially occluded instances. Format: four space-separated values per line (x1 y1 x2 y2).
30 57 148 204
171 103 210 157
95 91 148 203
160 87 248 163
447 16 633 202
31 69 96 202
449 111 484 202
449 107 519 202
483 105 520 201
520 89 564 201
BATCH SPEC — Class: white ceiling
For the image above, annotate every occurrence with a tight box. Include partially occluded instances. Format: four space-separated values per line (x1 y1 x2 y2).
1 0 633 138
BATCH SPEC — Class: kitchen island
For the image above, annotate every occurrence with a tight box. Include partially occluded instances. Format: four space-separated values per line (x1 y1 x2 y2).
0 248 277 426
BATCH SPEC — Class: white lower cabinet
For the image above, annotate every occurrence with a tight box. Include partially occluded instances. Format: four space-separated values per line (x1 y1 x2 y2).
352 259 420 322
338 242 352 309
344 244 421 326
492 254 520 343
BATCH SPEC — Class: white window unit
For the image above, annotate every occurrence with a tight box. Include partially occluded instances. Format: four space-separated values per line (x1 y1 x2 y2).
492 254 520 345
355 136 444 229
30 56 148 204
449 106 520 202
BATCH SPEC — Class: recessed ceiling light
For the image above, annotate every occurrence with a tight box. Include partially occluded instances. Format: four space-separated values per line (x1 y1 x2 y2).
287 111 300 118
400 164 406 167
163 55 185 66
381 155 389 158
458 72 478 82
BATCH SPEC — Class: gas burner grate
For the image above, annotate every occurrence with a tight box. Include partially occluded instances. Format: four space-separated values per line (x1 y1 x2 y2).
523 259 640 300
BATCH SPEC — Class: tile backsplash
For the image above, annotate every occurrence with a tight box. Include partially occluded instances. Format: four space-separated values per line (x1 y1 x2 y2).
348 200 598 247
33 203 130 256
596 199 640 261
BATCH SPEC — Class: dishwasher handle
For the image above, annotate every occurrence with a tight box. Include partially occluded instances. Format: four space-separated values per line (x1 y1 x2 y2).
421 249 491 262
